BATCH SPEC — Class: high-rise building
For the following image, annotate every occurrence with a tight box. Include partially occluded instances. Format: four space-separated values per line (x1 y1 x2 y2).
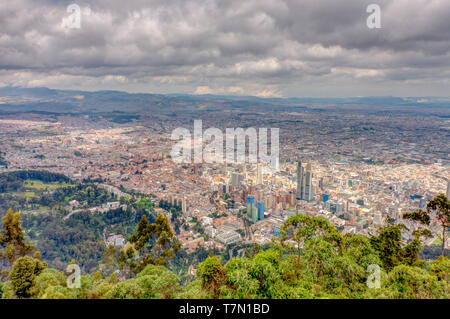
242 189 248 203
297 161 313 201
447 180 450 199
232 172 244 188
296 161 304 200
256 163 262 185
257 201 265 220
304 163 313 201
251 206 258 223
256 190 263 201
271 155 279 170
181 199 187 214
247 196 255 217
264 195 273 210
319 177 324 191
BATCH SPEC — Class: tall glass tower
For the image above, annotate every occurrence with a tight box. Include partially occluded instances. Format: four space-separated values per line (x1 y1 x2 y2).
297 161 313 201
247 196 255 217
296 161 304 200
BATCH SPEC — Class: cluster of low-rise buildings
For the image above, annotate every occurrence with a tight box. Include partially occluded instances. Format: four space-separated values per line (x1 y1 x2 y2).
0 108 449 251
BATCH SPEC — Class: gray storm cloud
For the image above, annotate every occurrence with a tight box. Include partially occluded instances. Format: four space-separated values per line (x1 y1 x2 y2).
0 0 449 97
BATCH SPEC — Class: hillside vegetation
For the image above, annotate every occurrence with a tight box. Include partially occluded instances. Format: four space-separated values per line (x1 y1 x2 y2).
0 193 449 299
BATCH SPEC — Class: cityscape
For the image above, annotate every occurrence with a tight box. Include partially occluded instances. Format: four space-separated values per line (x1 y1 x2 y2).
0 0 449 305
0 90 449 254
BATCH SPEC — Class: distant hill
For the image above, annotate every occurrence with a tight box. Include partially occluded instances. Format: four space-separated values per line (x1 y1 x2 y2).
0 86 449 115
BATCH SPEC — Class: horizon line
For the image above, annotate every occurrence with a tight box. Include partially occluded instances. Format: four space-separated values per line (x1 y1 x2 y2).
1 85 450 100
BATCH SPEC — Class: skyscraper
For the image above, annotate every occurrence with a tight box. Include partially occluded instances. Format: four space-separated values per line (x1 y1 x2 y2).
247 196 255 217
271 155 279 170
252 205 258 223
257 201 265 220
232 172 244 188
296 161 313 201
181 199 187 214
304 163 313 201
256 163 262 185
447 180 450 199
296 161 304 200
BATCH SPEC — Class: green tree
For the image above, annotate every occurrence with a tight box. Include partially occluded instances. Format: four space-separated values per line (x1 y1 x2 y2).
104 279 146 299
118 214 181 274
370 218 407 271
427 195 449 256
385 265 449 299
342 234 380 271
101 244 119 276
196 256 226 298
402 229 432 266
0 209 35 268
9 256 46 298
279 215 337 264
429 256 450 282
244 243 261 258
224 250 285 299
135 264 180 298
404 194 450 257
33 268 66 298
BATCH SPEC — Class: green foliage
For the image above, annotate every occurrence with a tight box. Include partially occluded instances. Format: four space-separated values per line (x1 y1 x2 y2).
197 256 226 298
244 243 262 258
429 256 450 282
403 209 431 225
370 220 408 271
279 215 339 263
403 194 450 257
104 279 146 299
224 250 286 298
33 268 66 297
177 279 210 299
426 194 450 256
107 272 118 284
135 265 180 298
9 256 47 298
343 235 380 270
1 196 449 300
41 285 72 299
1 281 15 299
0 172 146 272
136 198 154 211
119 214 181 275
383 265 449 299
34 206 142 272
0 209 35 267
0 170 71 194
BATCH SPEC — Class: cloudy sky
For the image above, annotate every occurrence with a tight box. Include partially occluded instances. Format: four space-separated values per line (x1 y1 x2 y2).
0 0 449 97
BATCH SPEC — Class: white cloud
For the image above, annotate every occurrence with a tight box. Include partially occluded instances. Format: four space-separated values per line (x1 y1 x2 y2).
0 0 449 97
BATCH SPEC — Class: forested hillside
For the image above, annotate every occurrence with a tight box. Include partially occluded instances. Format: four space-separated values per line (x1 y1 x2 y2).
1 194 449 299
